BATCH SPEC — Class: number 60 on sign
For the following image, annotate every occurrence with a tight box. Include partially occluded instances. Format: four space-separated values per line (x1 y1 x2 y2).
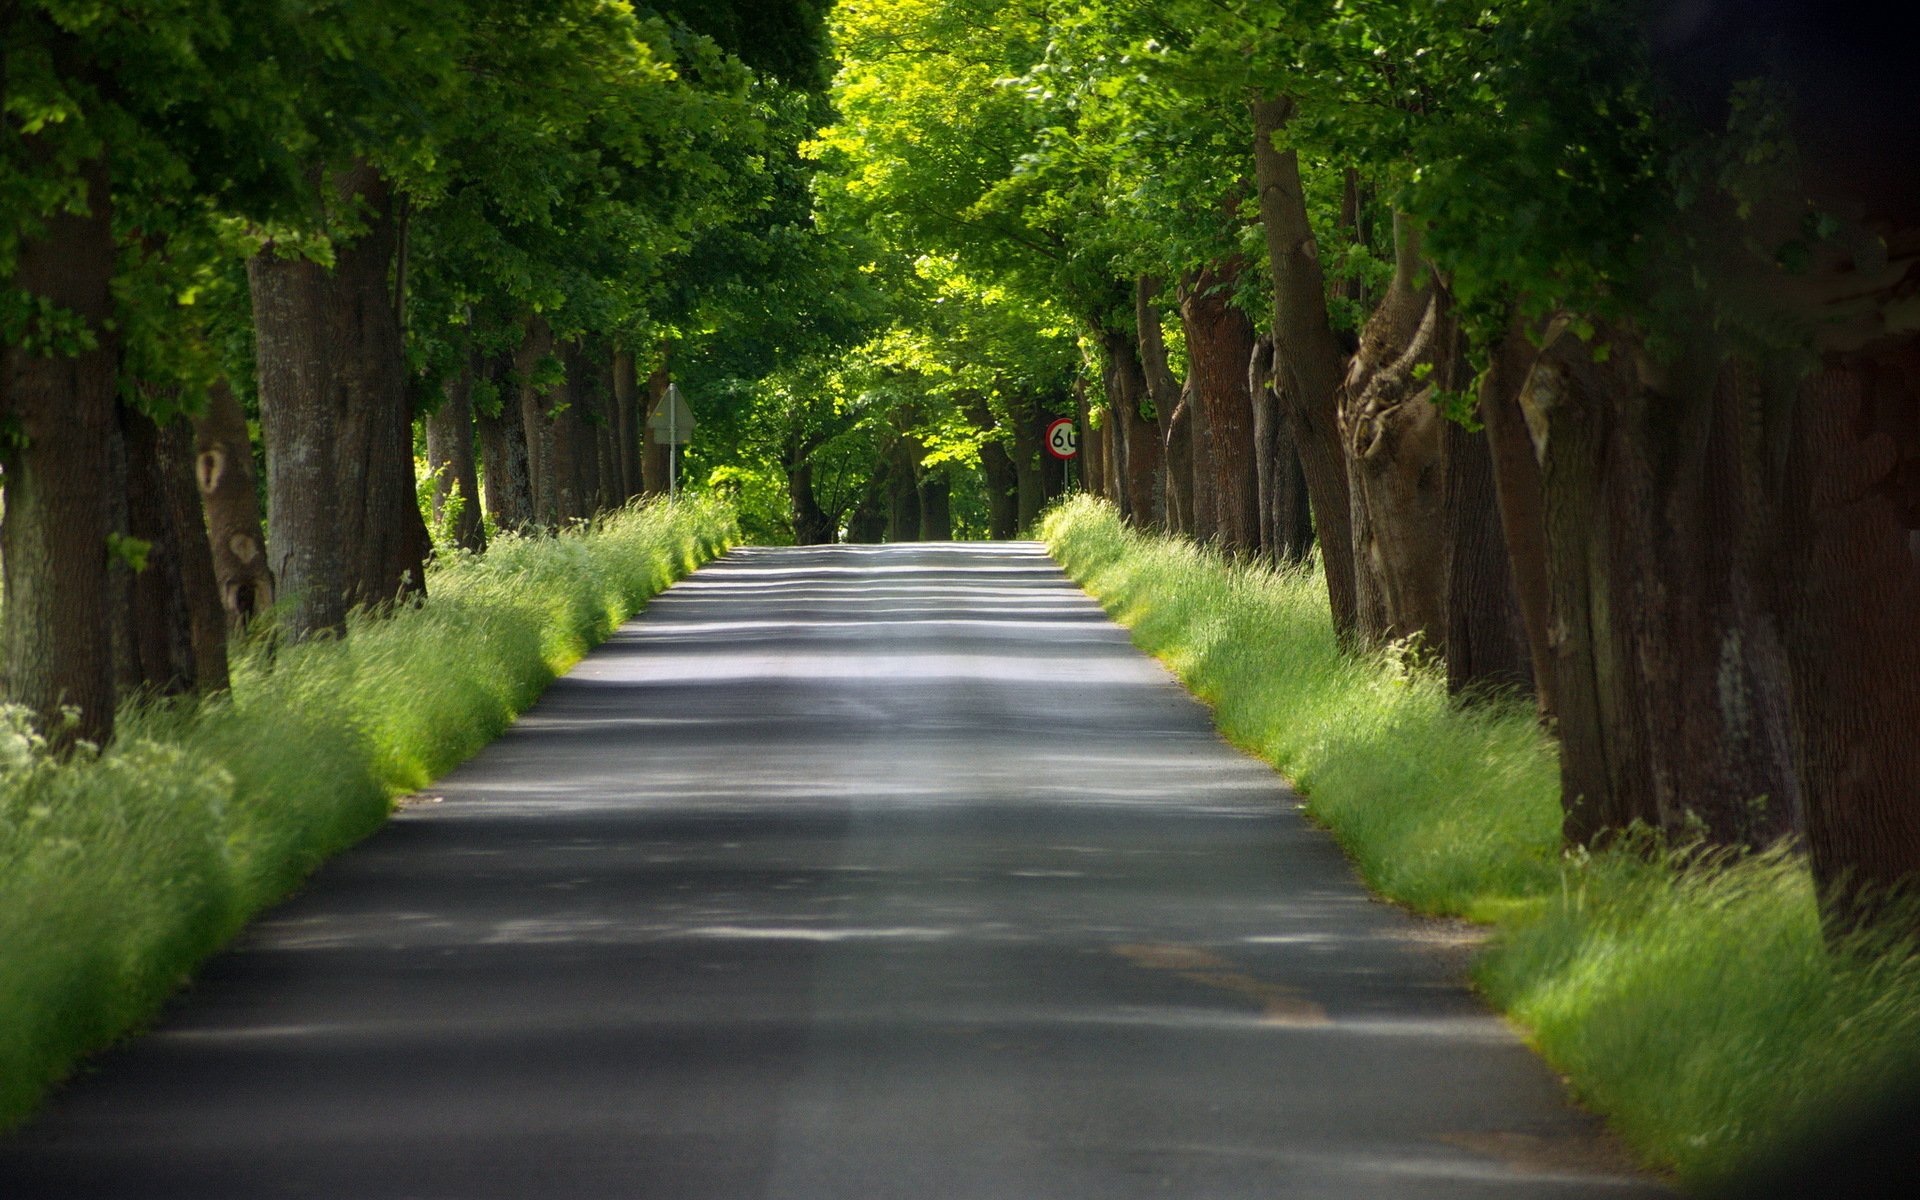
1045 417 1078 460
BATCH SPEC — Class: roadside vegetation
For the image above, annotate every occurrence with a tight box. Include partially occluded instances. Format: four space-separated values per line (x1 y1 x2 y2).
0 498 732 1129
1045 496 1920 1188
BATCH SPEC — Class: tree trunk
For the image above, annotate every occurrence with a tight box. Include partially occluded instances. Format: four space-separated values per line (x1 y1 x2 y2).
1009 394 1047 527
1252 96 1358 641
920 469 953 540
329 162 429 609
973 400 1020 538
1187 377 1217 544
426 355 486 553
1478 315 1559 720
643 350 670 497
887 438 922 541
553 341 594 523
1339 213 1448 653
1444 413 1533 699
474 352 534 533
1527 326 1801 850
788 432 835 545
1179 262 1260 554
191 378 275 634
1101 328 1161 527
1164 393 1193 537
1136 277 1189 534
110 401 217 699
1249 336 1314 563
613 348 641 500
1079 384 1105 503
159 415 228 692
251 248 348 641
1777 350 1920 933
596 354 622 511
517 317 558 527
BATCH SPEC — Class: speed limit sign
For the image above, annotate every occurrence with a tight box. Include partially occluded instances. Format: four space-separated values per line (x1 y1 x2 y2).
1045 417 1078 460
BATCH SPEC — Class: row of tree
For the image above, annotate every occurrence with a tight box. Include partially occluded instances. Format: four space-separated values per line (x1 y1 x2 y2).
2 1 836 749
810 0 1920 932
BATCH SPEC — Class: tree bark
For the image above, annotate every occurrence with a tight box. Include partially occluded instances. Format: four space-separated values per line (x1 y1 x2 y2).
1249 336 1313 563
426 355 486 553
110 401 216 699
920 469 953 540
1078 384 1105 503
159 415 229 693
251 246 348 640
1187 377 1217 544
595 354 622 512
1252 96 1358 641
1136 277 1190 534
1527 326 1801 849
1179 262 1261 554
1444 413 1533 699
474 352 534 533
972 399 1019 538
329 162 429 609
191 378 275 634
0 148 116 748
1164 393 1194 537
887 438 922 541
517 316 558 527
1009 394 1048 527
788 431 835 545
1339 213 1448 653
553 341 594 523
1478 315 1558 720
612 348 641 501
1101 328 1162 527
1777 350 1920 932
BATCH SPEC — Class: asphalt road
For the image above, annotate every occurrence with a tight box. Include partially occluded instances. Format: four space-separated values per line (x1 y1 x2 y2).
0 543 1669 1199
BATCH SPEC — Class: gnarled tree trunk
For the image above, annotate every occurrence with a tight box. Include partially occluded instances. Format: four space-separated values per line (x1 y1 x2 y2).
1252 96 1357 640
1339 214 1448 652
192 378 275 634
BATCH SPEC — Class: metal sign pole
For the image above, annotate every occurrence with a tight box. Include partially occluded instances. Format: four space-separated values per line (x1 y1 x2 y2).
669 398 677 501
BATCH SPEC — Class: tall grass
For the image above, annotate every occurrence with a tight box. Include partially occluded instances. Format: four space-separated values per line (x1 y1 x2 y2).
1043 495 1920 1188
0 498 733 1128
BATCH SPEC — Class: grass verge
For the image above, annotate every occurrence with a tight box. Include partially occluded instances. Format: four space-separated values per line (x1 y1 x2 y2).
1043 495 1920 1188
0 497 733 1129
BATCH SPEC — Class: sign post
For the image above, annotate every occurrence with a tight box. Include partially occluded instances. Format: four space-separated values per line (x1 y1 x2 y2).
647 383 696 499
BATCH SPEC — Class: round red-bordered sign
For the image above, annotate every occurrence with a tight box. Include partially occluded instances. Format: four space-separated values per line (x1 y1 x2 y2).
1044 417 1078 460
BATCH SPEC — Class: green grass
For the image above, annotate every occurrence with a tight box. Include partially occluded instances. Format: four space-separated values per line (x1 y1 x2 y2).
1043 495 1920 1188
0 497 734 1129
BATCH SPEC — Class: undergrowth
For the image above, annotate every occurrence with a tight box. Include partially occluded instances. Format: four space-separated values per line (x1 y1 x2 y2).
0 497 733 1128
1042 495 1920 1189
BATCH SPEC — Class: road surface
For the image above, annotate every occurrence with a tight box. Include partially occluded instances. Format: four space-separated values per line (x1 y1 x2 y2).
0 543 1667 1198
